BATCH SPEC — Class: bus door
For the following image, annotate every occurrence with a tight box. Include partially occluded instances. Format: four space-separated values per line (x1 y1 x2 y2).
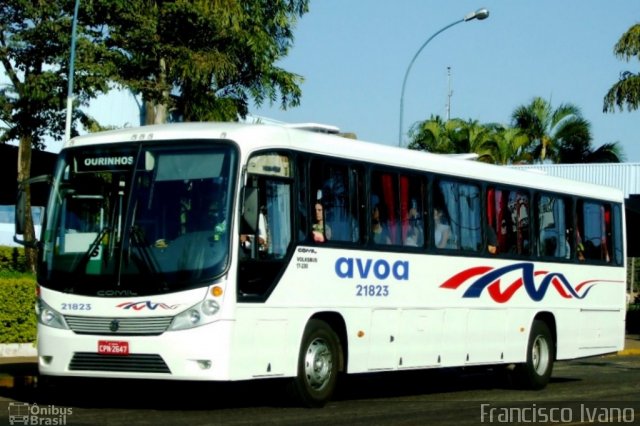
238 152 293 301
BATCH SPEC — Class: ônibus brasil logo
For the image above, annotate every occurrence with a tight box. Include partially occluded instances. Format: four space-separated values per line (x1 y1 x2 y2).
440 262 621 303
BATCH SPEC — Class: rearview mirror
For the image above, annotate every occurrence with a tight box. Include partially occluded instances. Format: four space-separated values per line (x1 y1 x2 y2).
14 174 51 247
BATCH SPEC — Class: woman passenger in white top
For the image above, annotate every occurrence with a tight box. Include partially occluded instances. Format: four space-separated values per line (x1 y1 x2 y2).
433 207 450 248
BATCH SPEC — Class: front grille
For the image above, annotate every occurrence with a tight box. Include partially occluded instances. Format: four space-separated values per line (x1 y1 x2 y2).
69 352 171 374
65 315 173 335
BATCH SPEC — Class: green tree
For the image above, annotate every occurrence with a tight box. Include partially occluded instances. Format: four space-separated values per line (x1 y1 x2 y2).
1 1 309 270
556 140 625 163
408 117 522 164
456 119 495 162
603 23 640 112
482 124 531 165
407 115 465 153
89 0 309 123
511 97 589 163
0 0 112 269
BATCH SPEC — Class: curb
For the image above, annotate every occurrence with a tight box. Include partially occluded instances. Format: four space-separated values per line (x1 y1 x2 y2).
0 374 37 389
0 375 14 388
0 343 37 357
618 348 640 356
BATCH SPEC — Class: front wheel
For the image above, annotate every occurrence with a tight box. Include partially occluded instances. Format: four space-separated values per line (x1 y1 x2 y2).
288 319 341 407
514 319 555 389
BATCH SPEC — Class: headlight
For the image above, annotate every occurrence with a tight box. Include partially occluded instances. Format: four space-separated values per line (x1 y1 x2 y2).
169 299 220 331
201 299 220 315
35 298 69 330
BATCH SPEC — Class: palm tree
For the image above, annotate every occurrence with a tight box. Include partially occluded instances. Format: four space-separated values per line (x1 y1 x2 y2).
407 115 465 153
457 119 486 151
407 98 623 164
556 140 625 163
408 117 525 164
483 124 531 165
511 97 588 163
603 23 640 112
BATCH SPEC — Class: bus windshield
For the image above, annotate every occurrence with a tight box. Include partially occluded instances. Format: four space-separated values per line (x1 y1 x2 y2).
39 141 237 297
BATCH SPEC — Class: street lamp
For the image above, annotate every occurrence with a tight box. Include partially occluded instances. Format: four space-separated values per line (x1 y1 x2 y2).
64 0 81 142
398 8 489 147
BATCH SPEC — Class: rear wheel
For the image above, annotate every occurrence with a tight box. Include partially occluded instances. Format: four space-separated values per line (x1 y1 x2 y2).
288 319 341 407
515 319 555 389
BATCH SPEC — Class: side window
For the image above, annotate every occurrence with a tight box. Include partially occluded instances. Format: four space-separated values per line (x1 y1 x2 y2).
370 171 426 247
487 186 530 255
295 156 309 242
434 180 481 251
264 179 291 259
240 152 292 260
370 171 396 245
612 204 624 265
401 174 426 247
577 200 612 263
309 159 361 243
241 174 291 260
536 194 570 259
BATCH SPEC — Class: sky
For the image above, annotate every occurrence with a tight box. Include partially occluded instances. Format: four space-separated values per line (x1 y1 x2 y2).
84 0 640 161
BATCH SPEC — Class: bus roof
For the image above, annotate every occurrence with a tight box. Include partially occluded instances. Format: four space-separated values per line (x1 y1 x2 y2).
65 122 624 203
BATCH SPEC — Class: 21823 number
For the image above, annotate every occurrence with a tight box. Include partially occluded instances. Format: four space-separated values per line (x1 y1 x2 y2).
356 284 389 297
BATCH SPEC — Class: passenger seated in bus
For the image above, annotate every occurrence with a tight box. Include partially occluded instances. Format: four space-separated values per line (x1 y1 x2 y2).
404 223 419 247
371 203 391 244
433 207 450 248
312 201 331 242
404 201 423 246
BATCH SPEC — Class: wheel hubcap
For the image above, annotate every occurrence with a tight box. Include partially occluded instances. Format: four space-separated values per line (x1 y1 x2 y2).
532 335 550 375
304 337 333 391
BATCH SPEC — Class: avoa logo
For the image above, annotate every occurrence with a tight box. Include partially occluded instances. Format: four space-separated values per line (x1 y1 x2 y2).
335 257 409 281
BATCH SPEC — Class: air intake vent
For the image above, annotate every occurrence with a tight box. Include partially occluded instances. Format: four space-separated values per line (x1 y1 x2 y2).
65 316 173 335
69 353 171 374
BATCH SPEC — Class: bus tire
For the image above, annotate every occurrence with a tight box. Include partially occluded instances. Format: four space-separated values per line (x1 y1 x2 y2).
515 319 555 390
288 319 340 408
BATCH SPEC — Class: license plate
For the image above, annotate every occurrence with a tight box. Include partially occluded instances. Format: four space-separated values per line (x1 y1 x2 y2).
98 340 129 356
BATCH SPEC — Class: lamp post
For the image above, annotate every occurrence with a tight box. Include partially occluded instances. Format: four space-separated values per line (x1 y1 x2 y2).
398 8 489 147
64 0 80 142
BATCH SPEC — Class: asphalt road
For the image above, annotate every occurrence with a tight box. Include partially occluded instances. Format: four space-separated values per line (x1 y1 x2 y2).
1 354 639 426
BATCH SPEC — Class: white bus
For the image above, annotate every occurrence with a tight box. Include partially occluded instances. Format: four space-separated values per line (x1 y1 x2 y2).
17 122 626 407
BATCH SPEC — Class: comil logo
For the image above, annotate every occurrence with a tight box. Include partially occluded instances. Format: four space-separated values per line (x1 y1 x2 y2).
7 403 73 425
